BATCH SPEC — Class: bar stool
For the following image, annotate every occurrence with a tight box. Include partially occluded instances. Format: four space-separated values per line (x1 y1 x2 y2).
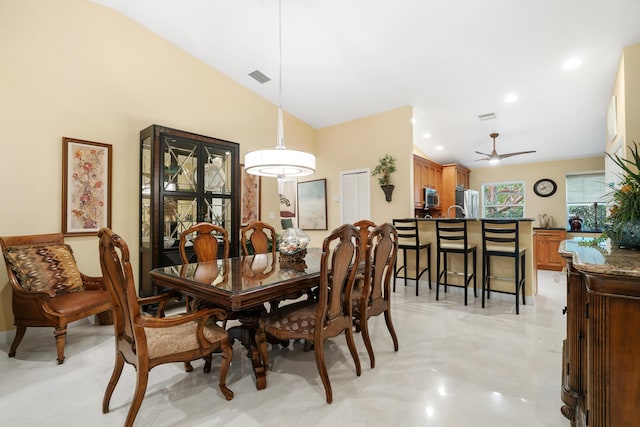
435 219 477 305
392 218 431 296
481 219 526 314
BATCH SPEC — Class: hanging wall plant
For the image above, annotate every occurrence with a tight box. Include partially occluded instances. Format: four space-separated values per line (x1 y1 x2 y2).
372 154 397 202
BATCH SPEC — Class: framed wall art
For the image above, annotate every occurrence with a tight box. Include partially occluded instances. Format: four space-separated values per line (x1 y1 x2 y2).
241 164 261 225
297 178 327 230
62 137 112 236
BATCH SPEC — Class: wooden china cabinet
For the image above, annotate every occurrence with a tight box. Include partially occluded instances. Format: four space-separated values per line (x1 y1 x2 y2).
139 124 241 297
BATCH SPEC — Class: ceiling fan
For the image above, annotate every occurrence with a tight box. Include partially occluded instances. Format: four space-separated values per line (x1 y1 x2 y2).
475 133 536 163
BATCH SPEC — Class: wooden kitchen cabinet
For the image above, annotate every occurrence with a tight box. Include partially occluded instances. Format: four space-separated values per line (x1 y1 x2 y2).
534 228 566 271
440 163 470 214
413 154 442 212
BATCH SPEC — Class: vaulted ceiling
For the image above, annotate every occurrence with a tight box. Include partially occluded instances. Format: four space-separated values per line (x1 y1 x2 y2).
90 0 640 167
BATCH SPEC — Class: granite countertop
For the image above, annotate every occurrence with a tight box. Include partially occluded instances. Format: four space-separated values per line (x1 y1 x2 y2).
559 239 640 278
415 218 535 222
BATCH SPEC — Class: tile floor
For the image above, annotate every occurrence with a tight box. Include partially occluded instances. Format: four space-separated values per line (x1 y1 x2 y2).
0 270 568 427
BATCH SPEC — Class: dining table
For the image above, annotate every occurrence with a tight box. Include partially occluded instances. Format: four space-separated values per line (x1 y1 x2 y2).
148 248 323 390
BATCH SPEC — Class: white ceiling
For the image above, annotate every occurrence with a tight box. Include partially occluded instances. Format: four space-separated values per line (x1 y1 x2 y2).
90 0 640 168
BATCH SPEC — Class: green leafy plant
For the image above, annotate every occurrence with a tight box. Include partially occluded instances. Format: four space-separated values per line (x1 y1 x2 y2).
371 154 397 186
593 141 640 247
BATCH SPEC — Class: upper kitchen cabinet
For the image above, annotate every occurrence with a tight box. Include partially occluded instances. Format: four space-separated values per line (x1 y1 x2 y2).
414 155 442 213
440 163 470 214
139 125 241 297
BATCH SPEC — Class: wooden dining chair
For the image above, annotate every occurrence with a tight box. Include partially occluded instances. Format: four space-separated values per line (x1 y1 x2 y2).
352 222 399 369
98 228 233 427
255 223 362 403
241 220 277 257
179 222 231 372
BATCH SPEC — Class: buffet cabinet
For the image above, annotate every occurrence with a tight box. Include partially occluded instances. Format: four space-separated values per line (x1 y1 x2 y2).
139 124 241 297
559 240 640 426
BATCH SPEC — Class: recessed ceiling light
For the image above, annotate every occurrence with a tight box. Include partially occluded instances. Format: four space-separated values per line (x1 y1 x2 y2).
422 133 432 139
435 145 443 151
504 94 518 103
411 118 417 124
563 57 582 69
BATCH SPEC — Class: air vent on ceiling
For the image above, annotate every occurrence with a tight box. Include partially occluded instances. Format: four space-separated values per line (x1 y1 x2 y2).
249 70 271 84
478 112 496 121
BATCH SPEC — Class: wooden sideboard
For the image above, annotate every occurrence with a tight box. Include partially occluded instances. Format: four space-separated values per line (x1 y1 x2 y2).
534 228 566 271
559 240 640 426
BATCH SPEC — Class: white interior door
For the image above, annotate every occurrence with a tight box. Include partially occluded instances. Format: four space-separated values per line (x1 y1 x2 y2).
340 169 370 224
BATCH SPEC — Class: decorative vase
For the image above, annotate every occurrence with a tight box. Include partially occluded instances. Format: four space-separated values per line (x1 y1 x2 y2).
278 227 310 255
381 184 394 202
605 220 640 250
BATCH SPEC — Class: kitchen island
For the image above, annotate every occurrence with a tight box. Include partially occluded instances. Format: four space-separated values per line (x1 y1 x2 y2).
395 218 537 302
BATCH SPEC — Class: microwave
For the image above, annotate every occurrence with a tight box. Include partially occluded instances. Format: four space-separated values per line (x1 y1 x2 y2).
424 187 439 208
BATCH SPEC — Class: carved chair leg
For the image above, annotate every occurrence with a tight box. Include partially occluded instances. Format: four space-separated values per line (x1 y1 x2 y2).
54 326 67 364
184 361 194 372
313 340 332 404
218 341 234 401
103 352 125 414
360 317 375 369
384 310 399 352
9 325 26 357
203 355 212 373
126 365 150 427
345 327 362 377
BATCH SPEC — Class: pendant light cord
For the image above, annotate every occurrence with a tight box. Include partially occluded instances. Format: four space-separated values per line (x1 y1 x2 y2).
276 0 285 150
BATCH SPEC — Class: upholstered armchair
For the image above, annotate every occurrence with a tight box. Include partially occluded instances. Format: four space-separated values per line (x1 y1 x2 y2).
0 232 113 364
98 227 233 427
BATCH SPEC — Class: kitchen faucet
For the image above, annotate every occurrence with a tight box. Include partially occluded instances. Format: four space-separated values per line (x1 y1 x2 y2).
447 204 467 218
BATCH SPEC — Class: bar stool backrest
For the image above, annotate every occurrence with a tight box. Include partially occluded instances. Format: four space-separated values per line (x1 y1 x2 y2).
481 219 519 254
436 219 469 250
392 218 421 248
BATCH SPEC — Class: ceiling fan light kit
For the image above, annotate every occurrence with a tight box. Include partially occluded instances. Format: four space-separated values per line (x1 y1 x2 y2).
475 132 536 163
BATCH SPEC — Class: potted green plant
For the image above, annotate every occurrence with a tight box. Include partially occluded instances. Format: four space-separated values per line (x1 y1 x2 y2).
372 154 397 202
602 141 640 248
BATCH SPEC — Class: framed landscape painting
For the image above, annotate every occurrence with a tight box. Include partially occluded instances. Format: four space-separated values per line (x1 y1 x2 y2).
297 179 327 230
62 137 112 236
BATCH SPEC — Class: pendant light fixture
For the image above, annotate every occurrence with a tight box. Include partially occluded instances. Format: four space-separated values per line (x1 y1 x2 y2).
244 0 316 178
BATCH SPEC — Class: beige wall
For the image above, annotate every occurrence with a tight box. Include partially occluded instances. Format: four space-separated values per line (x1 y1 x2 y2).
609 43 640 161
0 0 316 332
309 107 414 243
470 157 605 229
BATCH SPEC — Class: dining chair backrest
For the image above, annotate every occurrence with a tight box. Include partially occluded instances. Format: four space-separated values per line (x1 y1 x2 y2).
241 221 277 257
179 222 229 263
481 219 520 254
365 222 398 307
318 224 361 331
354 219 376 261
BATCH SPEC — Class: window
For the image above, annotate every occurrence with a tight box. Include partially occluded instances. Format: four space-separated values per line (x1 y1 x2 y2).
482 181 525 218
566 172 608 231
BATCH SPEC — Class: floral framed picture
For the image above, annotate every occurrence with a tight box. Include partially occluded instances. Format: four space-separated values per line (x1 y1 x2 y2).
62 137 112 236
241 164 261 225
297 178 327 230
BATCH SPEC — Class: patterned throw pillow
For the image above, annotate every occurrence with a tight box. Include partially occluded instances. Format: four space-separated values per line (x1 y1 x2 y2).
3 244 84 296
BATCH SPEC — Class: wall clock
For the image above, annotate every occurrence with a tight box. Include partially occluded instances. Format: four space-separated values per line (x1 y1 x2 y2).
533 178 557 197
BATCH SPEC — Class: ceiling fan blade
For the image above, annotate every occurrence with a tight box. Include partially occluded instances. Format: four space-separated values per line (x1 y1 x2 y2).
475 150 491 157
498 150 537 159
474 157 490 161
